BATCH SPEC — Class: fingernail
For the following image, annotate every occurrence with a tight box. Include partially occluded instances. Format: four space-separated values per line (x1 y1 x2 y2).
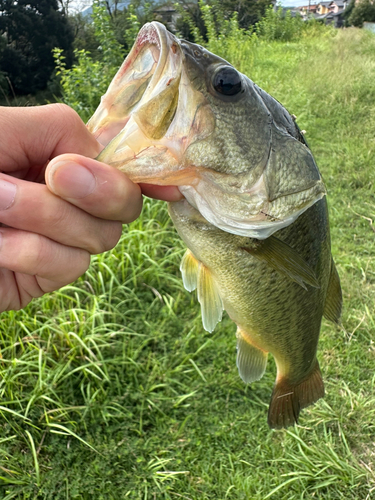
0 179 17 210
48 161 96 199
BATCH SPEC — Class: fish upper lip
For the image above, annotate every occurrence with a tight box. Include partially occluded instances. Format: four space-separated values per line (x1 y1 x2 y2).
87 22 183 147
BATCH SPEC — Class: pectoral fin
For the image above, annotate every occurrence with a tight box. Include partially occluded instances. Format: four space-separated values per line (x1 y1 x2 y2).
323 258 342 324
197 264 223 333
180 250 223 332
236 328 268 384
242 235 319 290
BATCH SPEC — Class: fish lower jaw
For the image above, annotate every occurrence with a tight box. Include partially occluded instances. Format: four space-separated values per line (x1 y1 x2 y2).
179 184 326 240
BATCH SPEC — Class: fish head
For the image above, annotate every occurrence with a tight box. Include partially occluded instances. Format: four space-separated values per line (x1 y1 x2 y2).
88 22 326 239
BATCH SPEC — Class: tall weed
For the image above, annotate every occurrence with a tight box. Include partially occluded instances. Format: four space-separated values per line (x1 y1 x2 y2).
256 5 303 42
55 0 126 120
188 1 258 67
54 48 109 122
55 0 333 121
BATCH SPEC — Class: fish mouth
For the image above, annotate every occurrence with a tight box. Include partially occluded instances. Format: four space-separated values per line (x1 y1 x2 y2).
88 23 180 145
87 22 204 186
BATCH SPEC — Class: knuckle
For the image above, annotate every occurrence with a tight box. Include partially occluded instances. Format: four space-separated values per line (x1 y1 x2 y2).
66 251 91 282
34 233 91 283
116 190 143 224
47 103 85 144
89 221 122 254
33 233 53 272
49 103 80 125
42 199 71 229
104 174 142 222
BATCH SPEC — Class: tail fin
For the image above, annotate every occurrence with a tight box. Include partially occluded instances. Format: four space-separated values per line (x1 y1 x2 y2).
267 361 324 429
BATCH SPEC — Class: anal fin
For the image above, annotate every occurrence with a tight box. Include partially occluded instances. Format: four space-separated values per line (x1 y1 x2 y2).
236 328 268 383
197 264 223 333
323 258 342 324
268 360 324 429
180 249 199 292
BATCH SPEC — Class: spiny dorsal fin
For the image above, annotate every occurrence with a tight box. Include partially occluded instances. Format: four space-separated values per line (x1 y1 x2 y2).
197 264 223 333
180 249 199 292
236 328 268 384
242 235 319 290
323 258 342 324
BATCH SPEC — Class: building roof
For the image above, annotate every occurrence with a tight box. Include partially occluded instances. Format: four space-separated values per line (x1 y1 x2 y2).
298 4 318 9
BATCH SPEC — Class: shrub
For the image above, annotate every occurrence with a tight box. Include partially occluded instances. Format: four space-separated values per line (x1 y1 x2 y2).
256 5 303 42
55 0 126 121
348 0 375 26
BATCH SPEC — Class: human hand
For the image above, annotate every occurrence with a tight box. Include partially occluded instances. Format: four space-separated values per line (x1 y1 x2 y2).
0 104 182 312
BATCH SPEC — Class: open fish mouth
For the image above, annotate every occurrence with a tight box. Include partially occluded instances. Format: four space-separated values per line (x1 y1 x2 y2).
87 22 190 183
88 22 326 240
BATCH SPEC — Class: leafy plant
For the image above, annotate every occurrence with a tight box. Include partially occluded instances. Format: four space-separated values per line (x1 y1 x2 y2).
0 0 74 95
54 0 127 120
256 5 303 42
178 0 257 66
348 0 375 26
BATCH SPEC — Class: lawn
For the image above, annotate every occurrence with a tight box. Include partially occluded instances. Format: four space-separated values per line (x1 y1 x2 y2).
0 27 375 499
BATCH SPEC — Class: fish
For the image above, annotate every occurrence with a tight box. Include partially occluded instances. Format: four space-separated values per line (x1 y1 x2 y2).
87 22 342 428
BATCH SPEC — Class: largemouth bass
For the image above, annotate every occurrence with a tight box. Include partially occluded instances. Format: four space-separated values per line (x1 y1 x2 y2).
87 22 342 428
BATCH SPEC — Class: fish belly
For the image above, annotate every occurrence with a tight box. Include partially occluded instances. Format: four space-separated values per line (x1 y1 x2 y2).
169 198 332 427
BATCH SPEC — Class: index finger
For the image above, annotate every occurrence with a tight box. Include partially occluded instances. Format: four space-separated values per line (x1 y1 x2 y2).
0 104 101 173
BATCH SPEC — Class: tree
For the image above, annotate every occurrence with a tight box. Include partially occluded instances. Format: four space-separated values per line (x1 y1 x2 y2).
348 0 375 26
0 0 74 95
216 0 272 29
174 0 271 42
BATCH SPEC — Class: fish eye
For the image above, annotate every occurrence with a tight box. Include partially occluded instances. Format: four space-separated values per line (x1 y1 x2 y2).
213 67 242 96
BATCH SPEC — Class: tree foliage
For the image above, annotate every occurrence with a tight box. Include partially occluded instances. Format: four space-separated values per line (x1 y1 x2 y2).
0 0 74 95
174 0 270 42
348 0 375 26
54 0 128 121
217 0 271 28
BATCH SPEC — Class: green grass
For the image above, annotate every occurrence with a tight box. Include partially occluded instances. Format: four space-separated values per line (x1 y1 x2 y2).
1 27 375 499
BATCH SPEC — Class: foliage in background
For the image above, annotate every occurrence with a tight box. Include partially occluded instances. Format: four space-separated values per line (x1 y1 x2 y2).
55 0 335 120
0 0 74 96
174 0 270 41
111 1 154 50
70 13 100 57
348 0 375 26
69 0 154 57
54 0 126 121
256 5 304 41
216 0 270 28
175 0 257 62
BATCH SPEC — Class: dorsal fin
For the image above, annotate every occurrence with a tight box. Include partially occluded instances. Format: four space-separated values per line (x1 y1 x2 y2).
323 258 342 324
197 264 223 333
